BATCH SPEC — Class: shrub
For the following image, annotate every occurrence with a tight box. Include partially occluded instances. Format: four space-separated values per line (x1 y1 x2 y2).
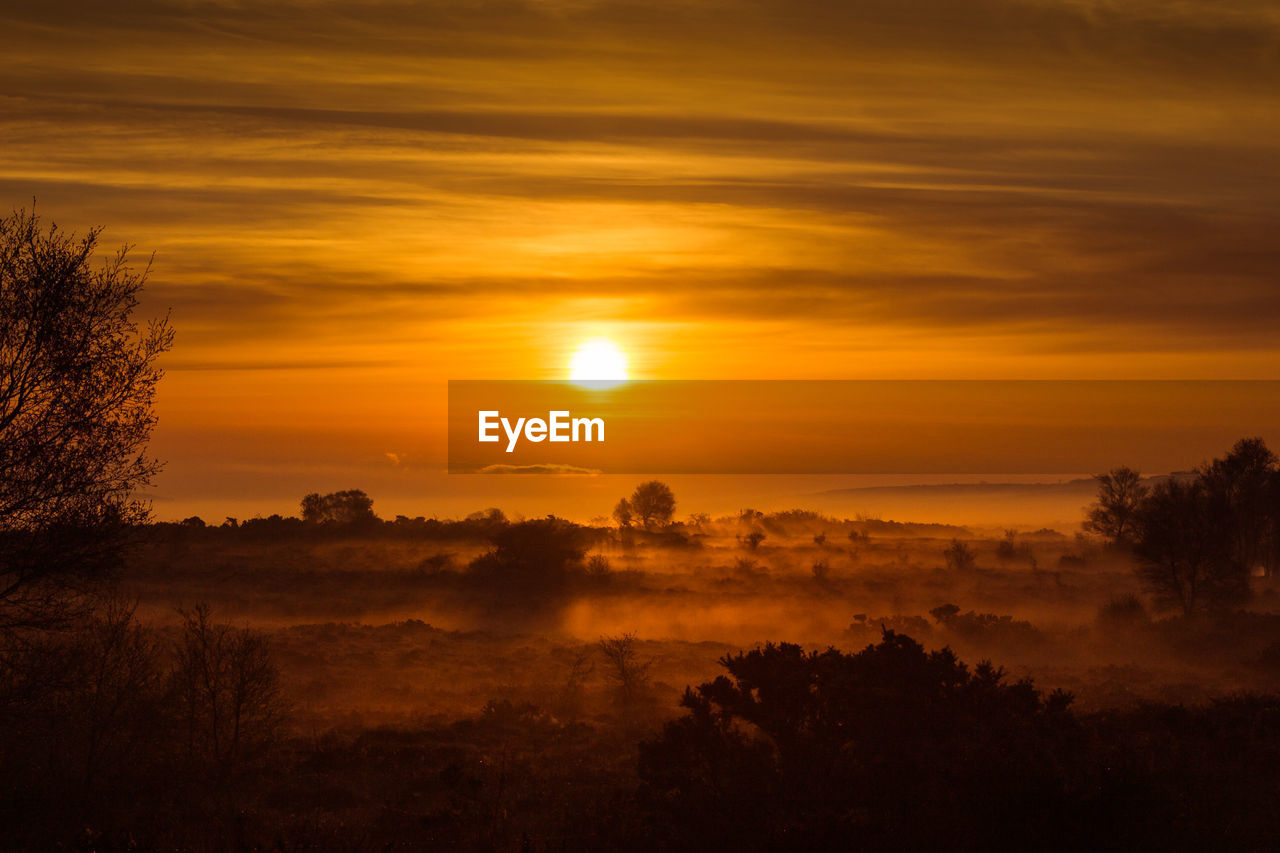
943 539 976 571
1097 594 1149 628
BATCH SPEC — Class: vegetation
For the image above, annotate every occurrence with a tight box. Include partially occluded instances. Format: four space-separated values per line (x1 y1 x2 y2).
598 632 655 705
1133 477 1248 615
301 489 377 526
0 207 172 631
640 632 1078 849
628 481 676 529
1075 438 1280 614
943 538 976 571
1083 466 1148 546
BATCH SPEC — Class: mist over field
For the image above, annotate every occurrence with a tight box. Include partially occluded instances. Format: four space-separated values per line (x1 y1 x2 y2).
125 479 1280 727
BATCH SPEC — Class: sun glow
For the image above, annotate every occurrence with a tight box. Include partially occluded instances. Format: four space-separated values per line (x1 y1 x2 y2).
569 339 629 387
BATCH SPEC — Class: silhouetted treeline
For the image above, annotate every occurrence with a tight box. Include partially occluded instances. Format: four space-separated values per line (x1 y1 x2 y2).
147 504 517 544
1087 437 1280 614
146 495 969 550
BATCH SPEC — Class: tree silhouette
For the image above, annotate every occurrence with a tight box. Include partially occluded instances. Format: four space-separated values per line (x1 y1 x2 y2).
172 604 285 774
1198 437 1277 576
299 489 376 525
598 632 654 704
468 516 588 597
0 207 172 631
1083 466 1148 546
612 497 634 528
943 538 976 570
629 481 675 529
1133 478 1247 615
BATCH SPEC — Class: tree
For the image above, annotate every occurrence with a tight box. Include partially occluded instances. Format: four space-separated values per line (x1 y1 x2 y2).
0 597 166 797
1198 437 1277 576
598 632 654 704
299 489 377 525
943 538 976 571
171 604 286 774
612 497 634 528
0 207 172 631
585 553 611 576
1133 478 1248 616
1083 466 1148 546
629 481 675 529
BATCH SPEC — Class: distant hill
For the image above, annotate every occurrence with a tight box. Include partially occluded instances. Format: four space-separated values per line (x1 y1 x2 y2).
802 476 1169 530
817 478 1099 499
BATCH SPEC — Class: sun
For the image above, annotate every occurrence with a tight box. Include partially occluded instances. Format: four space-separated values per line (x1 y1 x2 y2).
569 338 629 387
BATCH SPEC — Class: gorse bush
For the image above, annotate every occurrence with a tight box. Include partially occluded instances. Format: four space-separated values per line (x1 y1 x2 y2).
639 632 1079 850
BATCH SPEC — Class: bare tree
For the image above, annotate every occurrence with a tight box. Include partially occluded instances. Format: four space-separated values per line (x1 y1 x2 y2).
554 645 595 721
943 539 976 571
598 632 653 704
0 597 164 796
1083 467 1148 546
172 604 286 773
0 207 172 631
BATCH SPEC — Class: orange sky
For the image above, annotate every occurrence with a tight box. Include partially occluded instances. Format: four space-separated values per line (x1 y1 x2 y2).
3 0 1278 522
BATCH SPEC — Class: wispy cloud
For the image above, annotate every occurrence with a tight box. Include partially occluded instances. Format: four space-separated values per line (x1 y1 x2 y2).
478 464 603 476
3 0 1277 508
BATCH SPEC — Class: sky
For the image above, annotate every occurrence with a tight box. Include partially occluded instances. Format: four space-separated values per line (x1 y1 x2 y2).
3 0 1278 522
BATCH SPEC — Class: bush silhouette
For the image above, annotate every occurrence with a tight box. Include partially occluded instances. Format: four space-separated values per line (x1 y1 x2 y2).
468 516 590 603
300 489 377 526
639 631 1080 850
943 539 976 571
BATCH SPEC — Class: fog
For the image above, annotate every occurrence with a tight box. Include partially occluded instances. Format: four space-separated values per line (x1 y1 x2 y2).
122 505 1280 730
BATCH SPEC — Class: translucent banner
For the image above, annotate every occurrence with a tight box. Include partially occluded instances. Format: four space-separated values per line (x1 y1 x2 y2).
447 380 1280 474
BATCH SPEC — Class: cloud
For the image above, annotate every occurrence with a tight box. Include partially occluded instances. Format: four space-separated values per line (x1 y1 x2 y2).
3 0 1278 376
477 464 603 475
9 0 1277 513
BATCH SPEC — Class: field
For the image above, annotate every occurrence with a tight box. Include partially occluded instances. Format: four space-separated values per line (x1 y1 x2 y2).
8 508 1280 851
127 514 1280 728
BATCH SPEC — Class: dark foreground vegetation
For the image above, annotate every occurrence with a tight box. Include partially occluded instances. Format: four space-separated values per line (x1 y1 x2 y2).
6 622 1280 851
